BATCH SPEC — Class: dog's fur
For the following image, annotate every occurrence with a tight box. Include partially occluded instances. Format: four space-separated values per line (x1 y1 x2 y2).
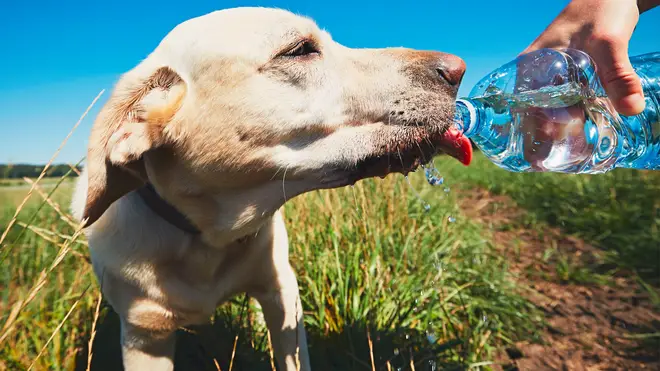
70 7 466 370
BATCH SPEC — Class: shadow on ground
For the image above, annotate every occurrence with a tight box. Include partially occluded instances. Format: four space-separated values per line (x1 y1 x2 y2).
74 306 466 371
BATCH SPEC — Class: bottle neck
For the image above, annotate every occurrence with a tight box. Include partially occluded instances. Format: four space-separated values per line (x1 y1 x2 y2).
454 99 479 138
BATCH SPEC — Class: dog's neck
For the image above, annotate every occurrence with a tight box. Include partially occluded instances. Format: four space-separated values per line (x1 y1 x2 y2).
136 183 261 246
136 183 202 234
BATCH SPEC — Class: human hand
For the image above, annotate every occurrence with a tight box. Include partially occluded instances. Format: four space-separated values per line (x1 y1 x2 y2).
515 0 655 170
522 0 645 116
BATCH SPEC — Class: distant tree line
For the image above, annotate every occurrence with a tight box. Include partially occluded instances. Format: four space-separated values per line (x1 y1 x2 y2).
0 164 82 179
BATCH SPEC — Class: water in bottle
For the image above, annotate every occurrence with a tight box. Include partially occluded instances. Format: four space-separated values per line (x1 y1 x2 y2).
454 48 660 174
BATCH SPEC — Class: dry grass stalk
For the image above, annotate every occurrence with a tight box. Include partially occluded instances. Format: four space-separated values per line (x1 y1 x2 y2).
0 221 86 344
86 292 103 371
367 326 376 371
0 90 104 248
266 330 277 371
228 334 239 371
22 177 77 227
27 284 91 370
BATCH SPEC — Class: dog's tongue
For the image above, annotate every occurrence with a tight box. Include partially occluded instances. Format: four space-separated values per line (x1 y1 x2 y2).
438 127 472 166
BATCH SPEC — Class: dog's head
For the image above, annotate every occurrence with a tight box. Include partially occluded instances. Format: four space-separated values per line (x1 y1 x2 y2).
80 7 471 241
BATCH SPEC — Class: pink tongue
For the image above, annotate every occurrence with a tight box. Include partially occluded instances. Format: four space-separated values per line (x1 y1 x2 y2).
438 127 473 166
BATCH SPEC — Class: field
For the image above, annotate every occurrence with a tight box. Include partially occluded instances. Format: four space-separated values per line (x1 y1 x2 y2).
0 152 659 370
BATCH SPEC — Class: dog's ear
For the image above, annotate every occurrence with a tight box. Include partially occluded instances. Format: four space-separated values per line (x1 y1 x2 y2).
82 64 187 227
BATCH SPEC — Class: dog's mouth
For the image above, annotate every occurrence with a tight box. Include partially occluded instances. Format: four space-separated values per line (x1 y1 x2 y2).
352 125 472 181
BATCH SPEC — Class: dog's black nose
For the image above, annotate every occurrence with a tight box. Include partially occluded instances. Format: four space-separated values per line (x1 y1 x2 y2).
434 53 466 86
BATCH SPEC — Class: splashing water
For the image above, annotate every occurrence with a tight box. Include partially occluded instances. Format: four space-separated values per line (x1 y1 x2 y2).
422 163 444 186
447 216 456 223
405 175 431 212
434 261 444 276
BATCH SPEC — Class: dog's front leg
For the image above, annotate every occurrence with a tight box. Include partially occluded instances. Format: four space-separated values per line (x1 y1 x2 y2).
252 263 311 371
120 318 177 371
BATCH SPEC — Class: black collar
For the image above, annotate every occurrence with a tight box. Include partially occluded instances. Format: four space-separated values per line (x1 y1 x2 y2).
136 183 201 235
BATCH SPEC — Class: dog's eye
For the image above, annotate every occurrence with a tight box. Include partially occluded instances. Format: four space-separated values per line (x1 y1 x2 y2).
282 40 319 58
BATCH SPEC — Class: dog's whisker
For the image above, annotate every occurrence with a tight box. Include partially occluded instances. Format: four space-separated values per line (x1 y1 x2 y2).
425 119 437 152
417 118 436 152
414 141 427 164
387 151 392 173
282 166 290 202
270 166 285 181
396 148 405 170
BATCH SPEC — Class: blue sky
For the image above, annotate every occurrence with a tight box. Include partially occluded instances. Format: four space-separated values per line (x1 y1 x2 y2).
1 1 659 164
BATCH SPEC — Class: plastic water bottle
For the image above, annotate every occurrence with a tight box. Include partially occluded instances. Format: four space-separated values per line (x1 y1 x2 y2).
454 48 659 174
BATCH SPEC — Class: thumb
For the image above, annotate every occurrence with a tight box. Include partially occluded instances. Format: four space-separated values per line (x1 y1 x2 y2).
589 40 645 116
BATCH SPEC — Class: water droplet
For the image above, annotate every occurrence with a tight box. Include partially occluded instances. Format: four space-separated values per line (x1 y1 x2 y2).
533 140 541 145
393 348 400 356
405 175 431 212
405 334 410 340
434 262 444 276
444 187 451 193
422 163 444 186
428 360 437 371
426 330 437 344
350 184 359 212
448 216 456 223
482 314 488 323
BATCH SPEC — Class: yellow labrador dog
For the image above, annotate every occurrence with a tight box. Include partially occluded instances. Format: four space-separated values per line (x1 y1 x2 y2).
71 6 471 371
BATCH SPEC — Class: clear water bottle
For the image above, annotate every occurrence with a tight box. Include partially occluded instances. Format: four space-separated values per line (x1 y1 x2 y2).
454 48 660 174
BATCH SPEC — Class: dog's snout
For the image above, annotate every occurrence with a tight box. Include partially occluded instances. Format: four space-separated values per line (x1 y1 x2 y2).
434 54 466 87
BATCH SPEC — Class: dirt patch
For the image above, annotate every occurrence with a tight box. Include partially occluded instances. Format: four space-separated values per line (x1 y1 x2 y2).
459 188 660 371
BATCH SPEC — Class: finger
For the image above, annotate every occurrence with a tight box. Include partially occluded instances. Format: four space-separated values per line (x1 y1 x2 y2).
589 37 645 116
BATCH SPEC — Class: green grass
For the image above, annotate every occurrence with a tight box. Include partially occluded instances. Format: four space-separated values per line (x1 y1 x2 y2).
0 168 540 370
0 178 94 370
0 178 75 208
432 153 660 285
0 151 658 370
286 175 539 369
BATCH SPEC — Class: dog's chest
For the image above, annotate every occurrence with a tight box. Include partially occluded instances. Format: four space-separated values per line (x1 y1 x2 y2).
153 234 268 316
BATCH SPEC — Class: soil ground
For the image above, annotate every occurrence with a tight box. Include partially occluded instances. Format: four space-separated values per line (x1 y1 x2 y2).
459 189 660 371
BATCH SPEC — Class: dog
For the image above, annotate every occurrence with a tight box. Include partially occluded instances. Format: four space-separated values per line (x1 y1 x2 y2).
70 7 471 370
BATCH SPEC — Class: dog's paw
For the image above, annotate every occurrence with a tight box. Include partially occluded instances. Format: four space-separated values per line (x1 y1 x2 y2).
108 123 155 165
